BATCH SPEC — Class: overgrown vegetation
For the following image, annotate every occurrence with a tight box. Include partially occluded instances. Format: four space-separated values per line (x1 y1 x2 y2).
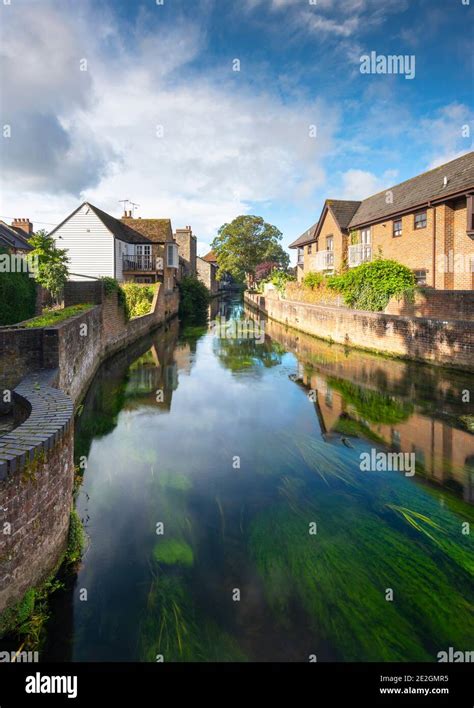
100 276 129 318
328 259 415 311
23 303 92 328
0 248 37 325
28 231 69 305
121 283 157 318
178 276 210 323
327 377 414 424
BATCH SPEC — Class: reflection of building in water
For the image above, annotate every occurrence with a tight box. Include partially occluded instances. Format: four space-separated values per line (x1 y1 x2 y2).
174 341 193 376
124 343 178 412
298 363 474 503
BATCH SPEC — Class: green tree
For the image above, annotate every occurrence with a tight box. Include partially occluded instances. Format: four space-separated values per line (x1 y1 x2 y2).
211 216 288 282
29 230 69 304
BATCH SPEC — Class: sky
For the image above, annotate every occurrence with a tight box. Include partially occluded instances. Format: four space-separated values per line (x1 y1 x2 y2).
1 0 473 258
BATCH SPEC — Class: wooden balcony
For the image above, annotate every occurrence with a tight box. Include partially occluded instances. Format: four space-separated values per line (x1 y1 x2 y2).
122 255 163 273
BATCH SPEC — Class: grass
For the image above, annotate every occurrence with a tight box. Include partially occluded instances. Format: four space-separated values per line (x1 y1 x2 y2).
23 304 93 328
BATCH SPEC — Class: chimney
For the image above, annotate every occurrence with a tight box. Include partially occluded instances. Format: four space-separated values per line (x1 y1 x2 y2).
12 218 33 236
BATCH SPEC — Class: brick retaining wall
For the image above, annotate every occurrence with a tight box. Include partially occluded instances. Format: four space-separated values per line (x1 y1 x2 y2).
245 292 473 371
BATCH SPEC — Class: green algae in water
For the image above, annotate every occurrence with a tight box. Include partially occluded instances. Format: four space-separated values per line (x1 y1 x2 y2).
153 540 194 567
139 576 247 662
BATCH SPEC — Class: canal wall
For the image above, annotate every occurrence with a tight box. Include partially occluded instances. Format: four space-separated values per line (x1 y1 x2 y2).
0 282 179 621
0 370 74 617
245 292 474 371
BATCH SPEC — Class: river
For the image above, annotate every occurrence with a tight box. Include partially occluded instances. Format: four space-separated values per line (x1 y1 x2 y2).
40 296 473 662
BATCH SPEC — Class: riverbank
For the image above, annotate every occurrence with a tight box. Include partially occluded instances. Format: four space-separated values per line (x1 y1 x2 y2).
245 291 474 371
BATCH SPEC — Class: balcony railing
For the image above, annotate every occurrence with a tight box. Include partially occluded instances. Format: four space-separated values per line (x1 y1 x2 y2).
122 255 163 272
348 244 372 268
310 250 334 272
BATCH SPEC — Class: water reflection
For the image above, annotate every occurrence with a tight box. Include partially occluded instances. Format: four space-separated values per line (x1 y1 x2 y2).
31 298 474 661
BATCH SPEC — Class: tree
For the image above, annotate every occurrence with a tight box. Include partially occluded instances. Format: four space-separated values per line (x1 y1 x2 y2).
29 230 69 304
211 216 288 283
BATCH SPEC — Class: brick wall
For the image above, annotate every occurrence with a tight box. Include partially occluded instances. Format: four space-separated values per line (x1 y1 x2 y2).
385 289 474 321
245 291 473 371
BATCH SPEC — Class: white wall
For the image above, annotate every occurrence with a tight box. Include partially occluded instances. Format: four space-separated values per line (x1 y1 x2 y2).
52 204 115 281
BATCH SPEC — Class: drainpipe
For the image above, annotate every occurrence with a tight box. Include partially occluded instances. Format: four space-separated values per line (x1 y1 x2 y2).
431 202 436 289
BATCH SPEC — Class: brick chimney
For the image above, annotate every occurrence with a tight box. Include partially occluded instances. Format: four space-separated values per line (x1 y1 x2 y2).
12 218 33 237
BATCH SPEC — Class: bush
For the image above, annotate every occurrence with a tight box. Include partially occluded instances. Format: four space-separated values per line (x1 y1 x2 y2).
100 276 129 318
303 271 324 289
328 260 415 311
0 250 37 325
178 276 210 323
121 283 157 318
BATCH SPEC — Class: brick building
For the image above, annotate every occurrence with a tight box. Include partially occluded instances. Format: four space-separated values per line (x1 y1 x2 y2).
290 152 474 289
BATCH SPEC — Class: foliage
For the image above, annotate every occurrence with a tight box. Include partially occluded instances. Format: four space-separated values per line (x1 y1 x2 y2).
28 230 69 303
254 261 279 283
0 248 37 325
178 276 210 323
23 303 92 328
211 215 288 282
260 269 295 294
65 508 85 565
100 276 129 318
328 259 415 311
121 283 157 318
285 280 341 306
153 539 194 566
302 271 324 289
327 377 414 424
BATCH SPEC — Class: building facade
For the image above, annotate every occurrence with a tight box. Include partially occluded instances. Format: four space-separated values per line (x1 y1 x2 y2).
290 152 474 290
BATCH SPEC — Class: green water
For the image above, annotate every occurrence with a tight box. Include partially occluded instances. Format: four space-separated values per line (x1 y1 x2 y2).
42 297 473 662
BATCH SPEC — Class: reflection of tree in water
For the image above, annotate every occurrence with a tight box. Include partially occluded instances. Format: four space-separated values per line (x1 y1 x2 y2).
214 333 285 372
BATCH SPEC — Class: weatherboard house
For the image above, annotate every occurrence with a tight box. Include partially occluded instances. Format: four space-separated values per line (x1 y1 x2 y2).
50 202 179 289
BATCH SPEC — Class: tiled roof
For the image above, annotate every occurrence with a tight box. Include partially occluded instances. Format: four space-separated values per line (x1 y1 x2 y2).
121 217 173 243
327 200 361 230
288 222 318 248
0 221 33 251
202 251 218 263
49 202 153 245
349 152 474 228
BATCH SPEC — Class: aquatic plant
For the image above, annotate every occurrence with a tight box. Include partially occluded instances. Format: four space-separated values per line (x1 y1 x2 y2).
152 540 194 567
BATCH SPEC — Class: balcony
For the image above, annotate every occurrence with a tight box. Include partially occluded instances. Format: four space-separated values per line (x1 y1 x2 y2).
310 250 334 272
122 255 163 272
348 244 372 268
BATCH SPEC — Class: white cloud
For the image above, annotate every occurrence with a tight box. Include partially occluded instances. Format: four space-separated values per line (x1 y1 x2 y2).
338 168 399 200
0 0 338 246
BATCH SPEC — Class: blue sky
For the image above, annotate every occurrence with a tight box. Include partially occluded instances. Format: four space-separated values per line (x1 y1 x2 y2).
1 0 472 257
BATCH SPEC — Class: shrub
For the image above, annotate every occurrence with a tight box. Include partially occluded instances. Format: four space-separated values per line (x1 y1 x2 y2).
121 283 157 318
303 271 324 289
178 276 210 323
0 249 37 325
328 260 415 311
23 303 92 328
100 276 129 318
285 281 342 306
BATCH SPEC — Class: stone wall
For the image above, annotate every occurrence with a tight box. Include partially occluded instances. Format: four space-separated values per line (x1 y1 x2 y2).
0 281 179 621
245 291 473 371
0 370 74 615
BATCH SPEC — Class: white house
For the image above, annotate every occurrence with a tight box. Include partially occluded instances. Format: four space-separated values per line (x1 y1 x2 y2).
49 202 179 286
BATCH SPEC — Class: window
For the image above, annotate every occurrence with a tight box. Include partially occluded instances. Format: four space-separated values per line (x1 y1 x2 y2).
307 244 312 254
166 243 179 268
393 219 402 237
414 210 427 229
361 227 371 244
413 269 427 286
326 235 334 251
467 195 474 235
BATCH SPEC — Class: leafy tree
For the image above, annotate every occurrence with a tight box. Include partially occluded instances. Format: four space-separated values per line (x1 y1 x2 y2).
211 216 288 282
178 276 210 323
254 261 279 283
29 230 69 304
